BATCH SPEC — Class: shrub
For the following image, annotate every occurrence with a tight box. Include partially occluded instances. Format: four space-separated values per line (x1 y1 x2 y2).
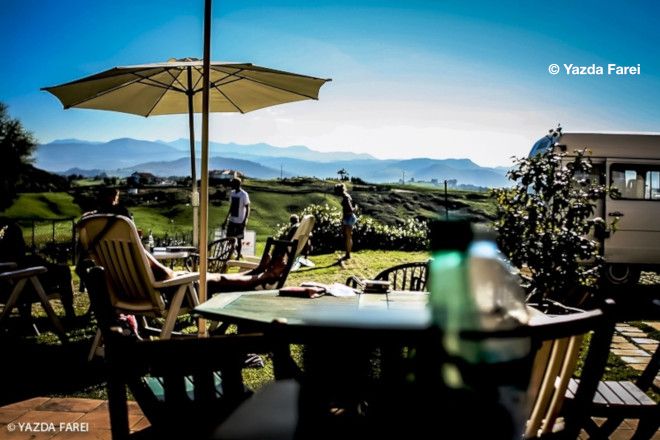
493 149 607 305
276 203 429 254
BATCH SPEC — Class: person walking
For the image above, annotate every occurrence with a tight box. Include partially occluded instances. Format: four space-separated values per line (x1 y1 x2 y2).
334 183 357 260
222 178 250 259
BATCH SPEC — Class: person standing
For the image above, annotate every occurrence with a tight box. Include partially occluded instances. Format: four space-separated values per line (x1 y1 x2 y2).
334 183 357 260
222 178 250 259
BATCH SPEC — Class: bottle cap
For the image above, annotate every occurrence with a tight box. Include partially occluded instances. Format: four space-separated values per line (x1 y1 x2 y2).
429 220 473 251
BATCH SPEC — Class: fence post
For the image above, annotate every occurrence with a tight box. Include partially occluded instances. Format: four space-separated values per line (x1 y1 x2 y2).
52 220 56 243
31 219 36 253
71 218 76 264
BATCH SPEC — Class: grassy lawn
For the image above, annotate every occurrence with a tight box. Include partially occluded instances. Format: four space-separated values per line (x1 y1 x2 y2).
2 192 81 219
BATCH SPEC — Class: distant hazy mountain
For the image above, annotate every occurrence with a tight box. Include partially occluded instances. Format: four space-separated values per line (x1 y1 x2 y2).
163 138 376 163
115 157 285 180
36 138 511 187
37 138 185 171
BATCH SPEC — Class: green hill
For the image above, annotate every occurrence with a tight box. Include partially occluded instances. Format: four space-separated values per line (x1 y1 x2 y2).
1 178 496 251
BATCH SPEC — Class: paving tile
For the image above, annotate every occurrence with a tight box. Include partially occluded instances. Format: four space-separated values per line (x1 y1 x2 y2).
612 342 638 350
630 363 648 372
643 322 660 331
631 337 658 344
623 419 639 429
610 427 634 440
51 429 111 440
612 335 628 343
621 332 647 338
130 417 151 432
620 356 651 364
75 409 111 431
0 409 28 424
4 411 85 440
640 344 659 351
37 399 103 414
612 349 650 357
0 398 51 412
125 402 144 416
651 429 660 440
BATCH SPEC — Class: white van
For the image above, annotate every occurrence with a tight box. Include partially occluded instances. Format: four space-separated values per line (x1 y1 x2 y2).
530 129 660 285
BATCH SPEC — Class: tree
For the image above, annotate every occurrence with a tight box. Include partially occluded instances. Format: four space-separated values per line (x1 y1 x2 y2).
337 168 349 181
493 149 607 306
0 103 37 210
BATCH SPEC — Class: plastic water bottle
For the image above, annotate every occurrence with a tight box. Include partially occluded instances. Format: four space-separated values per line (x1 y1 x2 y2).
428 220 531 439
428 221 530 379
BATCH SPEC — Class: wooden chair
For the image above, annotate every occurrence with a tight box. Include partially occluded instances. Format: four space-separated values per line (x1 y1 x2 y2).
522 299 616 439
570 318 660 439
186 237 237 273
83 265 272 440
227 215 314 271
77 214 199 339
0 263 68 342
346 261 429 291
210 238 298 294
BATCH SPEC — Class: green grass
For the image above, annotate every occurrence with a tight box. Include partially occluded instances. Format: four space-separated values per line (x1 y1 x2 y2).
2 192 81 219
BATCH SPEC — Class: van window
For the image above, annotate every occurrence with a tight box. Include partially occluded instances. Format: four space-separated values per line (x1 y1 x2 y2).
610 164 660 200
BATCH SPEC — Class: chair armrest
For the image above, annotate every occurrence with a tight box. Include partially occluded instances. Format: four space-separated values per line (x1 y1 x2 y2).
345 275 364 289
243 256 261 263
153 272 199 288
0 262 18 272
226 260 259 270
0 266 48 281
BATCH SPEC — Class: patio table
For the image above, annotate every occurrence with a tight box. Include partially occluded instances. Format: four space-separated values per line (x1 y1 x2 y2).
197 290 534 440
193 289 430 329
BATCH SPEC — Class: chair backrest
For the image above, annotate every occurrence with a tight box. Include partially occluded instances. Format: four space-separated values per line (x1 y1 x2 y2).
208 237 237 273
375 261 429 291
247 237 298 289
77 214 164 314
522 299 615 439
291 215 315 258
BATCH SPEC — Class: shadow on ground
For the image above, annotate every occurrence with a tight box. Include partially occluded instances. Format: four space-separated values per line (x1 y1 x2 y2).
0 319 106 406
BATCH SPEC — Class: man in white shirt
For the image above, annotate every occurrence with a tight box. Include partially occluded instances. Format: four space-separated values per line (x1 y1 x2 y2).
222 177 250 259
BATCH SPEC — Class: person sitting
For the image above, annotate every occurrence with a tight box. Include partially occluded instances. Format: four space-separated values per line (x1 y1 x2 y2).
0 218 76 321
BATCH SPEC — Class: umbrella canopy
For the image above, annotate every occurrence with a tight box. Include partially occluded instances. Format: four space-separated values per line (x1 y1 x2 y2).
43 58 330 116
43 59 330 247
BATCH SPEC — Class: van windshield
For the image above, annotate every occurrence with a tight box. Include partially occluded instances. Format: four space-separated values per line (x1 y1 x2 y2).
529 135 555 157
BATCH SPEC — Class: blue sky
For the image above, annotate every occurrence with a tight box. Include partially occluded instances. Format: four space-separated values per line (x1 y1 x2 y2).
2 0 659 166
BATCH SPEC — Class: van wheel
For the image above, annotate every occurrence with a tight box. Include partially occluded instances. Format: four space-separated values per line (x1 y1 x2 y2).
602 264 641 286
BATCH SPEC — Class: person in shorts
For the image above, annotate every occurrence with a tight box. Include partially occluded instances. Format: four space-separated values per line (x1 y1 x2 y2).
222 178 250 259
334 183 358 260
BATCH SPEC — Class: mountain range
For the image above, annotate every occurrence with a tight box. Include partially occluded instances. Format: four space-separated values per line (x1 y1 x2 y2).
35 138 511 187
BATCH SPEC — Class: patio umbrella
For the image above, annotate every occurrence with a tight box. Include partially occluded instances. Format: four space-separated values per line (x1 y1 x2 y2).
42 58 330 247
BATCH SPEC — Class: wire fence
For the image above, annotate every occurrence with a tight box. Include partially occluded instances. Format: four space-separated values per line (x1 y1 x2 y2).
14 217 77 264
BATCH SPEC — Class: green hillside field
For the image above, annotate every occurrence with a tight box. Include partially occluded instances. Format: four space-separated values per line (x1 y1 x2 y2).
1 178 496 253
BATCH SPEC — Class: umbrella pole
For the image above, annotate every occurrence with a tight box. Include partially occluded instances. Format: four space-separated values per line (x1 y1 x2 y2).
187 66 199 249
198 0 212 337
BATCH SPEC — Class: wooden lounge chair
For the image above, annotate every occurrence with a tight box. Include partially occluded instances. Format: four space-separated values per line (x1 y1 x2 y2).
0 263 68 342
226 215 314 271
82 265 273 440
568 301 660 440
77 214 200 340
208 237 298 294
346 261 429 291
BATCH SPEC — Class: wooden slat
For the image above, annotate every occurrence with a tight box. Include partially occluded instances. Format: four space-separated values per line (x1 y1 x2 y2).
604 381 641 406
617 381 656 406
596 381 625 405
